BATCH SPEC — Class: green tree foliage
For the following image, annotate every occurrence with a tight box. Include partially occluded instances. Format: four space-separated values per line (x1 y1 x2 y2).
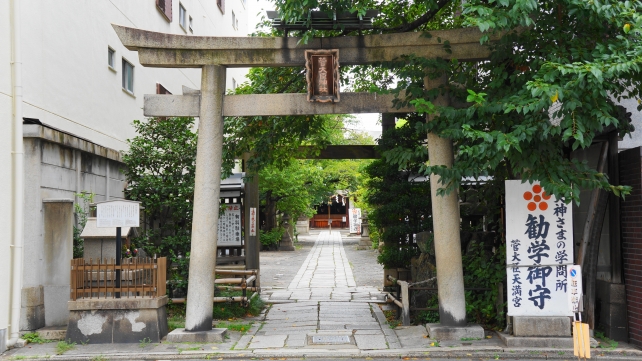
264 0 640 204
259 159 328 230
122 117 197 293
365 115 432 269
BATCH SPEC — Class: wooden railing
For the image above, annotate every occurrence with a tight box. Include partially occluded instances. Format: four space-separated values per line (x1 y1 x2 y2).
70 257 167 300
169 269 259 307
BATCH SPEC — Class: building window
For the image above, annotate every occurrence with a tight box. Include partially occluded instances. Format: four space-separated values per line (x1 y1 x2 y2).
232 78 237 91
122 59 134 94
179 3 187 30
189 16 193 33
108 47 115 69
156 0 172 22
232 11 237 30
217 0 225 14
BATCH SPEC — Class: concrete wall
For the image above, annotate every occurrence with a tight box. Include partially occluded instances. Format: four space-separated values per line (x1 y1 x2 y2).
619 147 642 347
0 0 12 351
21 124 127 330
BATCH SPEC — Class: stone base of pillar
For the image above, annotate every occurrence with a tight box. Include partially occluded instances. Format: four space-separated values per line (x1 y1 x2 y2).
66 296 168 343
426 323 485 341
279 239 295 251
357 238 372 250
513 316 571 337
167 328 227 343
497 331 578 348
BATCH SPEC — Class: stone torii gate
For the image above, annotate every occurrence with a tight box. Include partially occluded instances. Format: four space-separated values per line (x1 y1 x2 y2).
113 24 498 341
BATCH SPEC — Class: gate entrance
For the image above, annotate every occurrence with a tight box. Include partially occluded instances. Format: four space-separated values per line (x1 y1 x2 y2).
113 23 498 338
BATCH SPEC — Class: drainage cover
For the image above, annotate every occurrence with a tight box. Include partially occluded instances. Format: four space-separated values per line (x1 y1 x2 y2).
310 335 351 344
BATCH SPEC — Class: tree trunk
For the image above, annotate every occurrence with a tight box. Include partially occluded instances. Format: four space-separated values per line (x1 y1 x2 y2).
265 190 277 231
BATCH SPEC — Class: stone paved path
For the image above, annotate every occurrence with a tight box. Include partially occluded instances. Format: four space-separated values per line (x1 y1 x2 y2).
243 231 397 351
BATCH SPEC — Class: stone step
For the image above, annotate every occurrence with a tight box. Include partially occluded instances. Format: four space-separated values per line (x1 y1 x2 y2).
35 326 66 341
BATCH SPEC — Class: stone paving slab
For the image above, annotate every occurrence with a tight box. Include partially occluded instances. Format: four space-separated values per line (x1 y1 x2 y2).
354 334 388 350
247 334 287 349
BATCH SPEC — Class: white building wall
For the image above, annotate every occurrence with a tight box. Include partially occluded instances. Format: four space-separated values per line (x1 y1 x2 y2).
1 0 249 343
20 0 248 151
0 0 13 351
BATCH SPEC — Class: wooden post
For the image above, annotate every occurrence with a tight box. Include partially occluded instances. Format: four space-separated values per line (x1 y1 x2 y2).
243 153 260 286
608 131 623 284
398 280 411 326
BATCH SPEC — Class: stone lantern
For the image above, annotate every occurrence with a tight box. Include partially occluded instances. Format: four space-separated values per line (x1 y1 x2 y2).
357 210 372 250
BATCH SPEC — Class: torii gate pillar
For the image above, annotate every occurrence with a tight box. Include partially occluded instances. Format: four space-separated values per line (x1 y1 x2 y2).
424 75 484 339
183 65 226 335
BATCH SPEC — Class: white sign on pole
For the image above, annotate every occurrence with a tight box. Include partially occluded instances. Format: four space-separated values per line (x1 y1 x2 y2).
505 180 573 316
349 208 362 234
217 204 242 246
568 265 583 313
96 200 140 228
250 207 257 237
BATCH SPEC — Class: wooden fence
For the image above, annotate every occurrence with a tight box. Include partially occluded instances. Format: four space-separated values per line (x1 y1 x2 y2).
70 257 166 300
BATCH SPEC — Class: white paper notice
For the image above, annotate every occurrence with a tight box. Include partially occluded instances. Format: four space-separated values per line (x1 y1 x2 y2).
96 201 140 228
218 204 242 246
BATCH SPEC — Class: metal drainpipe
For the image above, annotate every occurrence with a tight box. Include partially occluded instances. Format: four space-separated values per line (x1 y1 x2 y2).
8 0 24 348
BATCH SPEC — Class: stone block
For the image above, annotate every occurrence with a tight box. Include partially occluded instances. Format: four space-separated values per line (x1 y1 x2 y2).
20 304 45 331
36 326 67 340
497 331 573 347
21 286 44 307
596 281 628 342
166 328 227 343
513 316 570 337
44 285 69 327
66 296 168 343
425 323 485 341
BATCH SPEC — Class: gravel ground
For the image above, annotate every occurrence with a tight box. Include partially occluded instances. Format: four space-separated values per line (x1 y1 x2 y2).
258 232 316 290
341 234 384 289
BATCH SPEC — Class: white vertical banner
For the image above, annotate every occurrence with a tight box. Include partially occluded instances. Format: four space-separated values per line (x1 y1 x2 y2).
250 207 257 237
505 180 573 316
349 208 362 234
217 204 242 246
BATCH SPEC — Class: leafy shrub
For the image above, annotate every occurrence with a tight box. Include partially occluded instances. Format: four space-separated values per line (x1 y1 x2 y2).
260 228 283 247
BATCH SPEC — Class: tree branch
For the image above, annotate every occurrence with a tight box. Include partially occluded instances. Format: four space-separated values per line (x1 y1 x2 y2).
385 0 452 33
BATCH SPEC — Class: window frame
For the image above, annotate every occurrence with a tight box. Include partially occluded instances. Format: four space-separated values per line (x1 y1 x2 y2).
179 3 187 31
232 10 237 30
122 58 134 94
189 16 193 33
107 47 115 70
156 0 172 22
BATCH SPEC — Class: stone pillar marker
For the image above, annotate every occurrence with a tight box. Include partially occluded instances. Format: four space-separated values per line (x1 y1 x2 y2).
424 74 484 340
181 65 227 340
